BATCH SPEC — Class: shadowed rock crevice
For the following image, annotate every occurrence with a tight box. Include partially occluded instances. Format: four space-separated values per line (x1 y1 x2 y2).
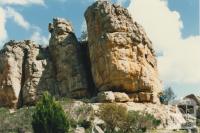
17 48 28 108
0 1 162 108
79 41 97 96
49 18 89 98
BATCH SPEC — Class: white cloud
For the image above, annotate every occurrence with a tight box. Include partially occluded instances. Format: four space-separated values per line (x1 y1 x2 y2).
116 0 128 5
128 0 200 85
0 0 46 48
0 0 45 6
5 7 30 30
0 7 8 48
30 31 49 45
81 20 87 32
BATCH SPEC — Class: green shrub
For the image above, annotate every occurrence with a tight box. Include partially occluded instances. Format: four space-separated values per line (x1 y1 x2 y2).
32 92 69 133
98 103 161 133
125 111 161 132
98 103 127 133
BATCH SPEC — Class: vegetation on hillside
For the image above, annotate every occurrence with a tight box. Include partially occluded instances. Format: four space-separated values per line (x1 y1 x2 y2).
98 103 161 133
160 87 176 104
32 92 69 133
0 107 34 133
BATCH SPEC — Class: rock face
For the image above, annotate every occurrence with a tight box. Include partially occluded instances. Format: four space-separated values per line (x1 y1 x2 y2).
49 18 89 98
0 1 163 107
0 40 56 107
85 1 162 103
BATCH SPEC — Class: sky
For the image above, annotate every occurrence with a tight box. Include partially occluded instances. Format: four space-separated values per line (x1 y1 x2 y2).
0 0 199 98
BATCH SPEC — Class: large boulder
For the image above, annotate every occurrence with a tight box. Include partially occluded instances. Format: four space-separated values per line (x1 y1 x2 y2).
49 18 89 98
85 1 162 102
0 40 56 107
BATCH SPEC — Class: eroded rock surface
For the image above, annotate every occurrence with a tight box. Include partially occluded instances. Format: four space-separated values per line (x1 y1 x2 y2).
0 40 56 107
85 1 162 103
49 18 89 98
0 1 163 107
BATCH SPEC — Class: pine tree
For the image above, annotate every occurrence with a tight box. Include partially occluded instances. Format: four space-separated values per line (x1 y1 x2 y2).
32 92 69 133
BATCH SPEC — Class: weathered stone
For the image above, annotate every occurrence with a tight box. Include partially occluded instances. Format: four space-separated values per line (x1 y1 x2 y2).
74 127 85 133
85 1 162 102
128 93 139 102
21 44 57 106
0 1 164 107
138 92 153 102
0 41 56 107
0 41 24 107
97 91 115 103
113 92 130 102
49 18 89 98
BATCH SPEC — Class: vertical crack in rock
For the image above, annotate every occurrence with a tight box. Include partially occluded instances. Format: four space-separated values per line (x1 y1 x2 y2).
17 48 28 108
79 41 97 96
49 18 89 98
0 1 164 107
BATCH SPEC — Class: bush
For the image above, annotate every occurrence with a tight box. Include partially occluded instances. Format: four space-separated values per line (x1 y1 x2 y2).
32 92 69 133
98 103 161 133
98 103 128 133
125 111 161 132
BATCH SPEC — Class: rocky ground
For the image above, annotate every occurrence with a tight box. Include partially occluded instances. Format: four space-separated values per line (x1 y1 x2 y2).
0 99 187 133
0 1 190 132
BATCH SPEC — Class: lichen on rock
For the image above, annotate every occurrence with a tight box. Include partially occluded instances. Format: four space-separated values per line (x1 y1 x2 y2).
85 1 162 103
49 18 89 98
0 1 163 107
0 40 56 107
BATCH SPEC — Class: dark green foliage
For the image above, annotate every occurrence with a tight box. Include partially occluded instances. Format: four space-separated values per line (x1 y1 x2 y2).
98 103 161 133
79 120 92 129
160 87 176 104
32 92 69 133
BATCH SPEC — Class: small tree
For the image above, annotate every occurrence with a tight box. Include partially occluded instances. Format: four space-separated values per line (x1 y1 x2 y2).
160 87 176 104
98 103 127 133
32 92 69 133
98 103 161 133
123 111 160 133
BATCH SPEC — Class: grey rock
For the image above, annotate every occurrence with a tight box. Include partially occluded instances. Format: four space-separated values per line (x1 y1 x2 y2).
49 18 89 98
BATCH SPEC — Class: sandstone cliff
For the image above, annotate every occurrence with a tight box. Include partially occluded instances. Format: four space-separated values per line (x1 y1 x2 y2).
0 1 162 108
0 40 56 107
85 1 162 103
49 18 89 98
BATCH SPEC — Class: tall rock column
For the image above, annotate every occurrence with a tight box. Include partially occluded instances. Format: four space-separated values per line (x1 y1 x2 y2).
49 18 89 98
85 1 162 103
0 40 55 107
0 41 25 107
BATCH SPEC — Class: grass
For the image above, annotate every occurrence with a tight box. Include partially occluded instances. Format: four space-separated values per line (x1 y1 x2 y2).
0 107 34 133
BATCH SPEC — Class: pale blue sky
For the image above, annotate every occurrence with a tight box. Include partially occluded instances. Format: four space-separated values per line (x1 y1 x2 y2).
0 0 199 98
2 0 199 40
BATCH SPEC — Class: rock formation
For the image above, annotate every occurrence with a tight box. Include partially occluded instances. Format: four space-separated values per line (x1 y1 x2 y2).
0 40 56 107
49 18 89 98
85 1 162 103
0 1 162 107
